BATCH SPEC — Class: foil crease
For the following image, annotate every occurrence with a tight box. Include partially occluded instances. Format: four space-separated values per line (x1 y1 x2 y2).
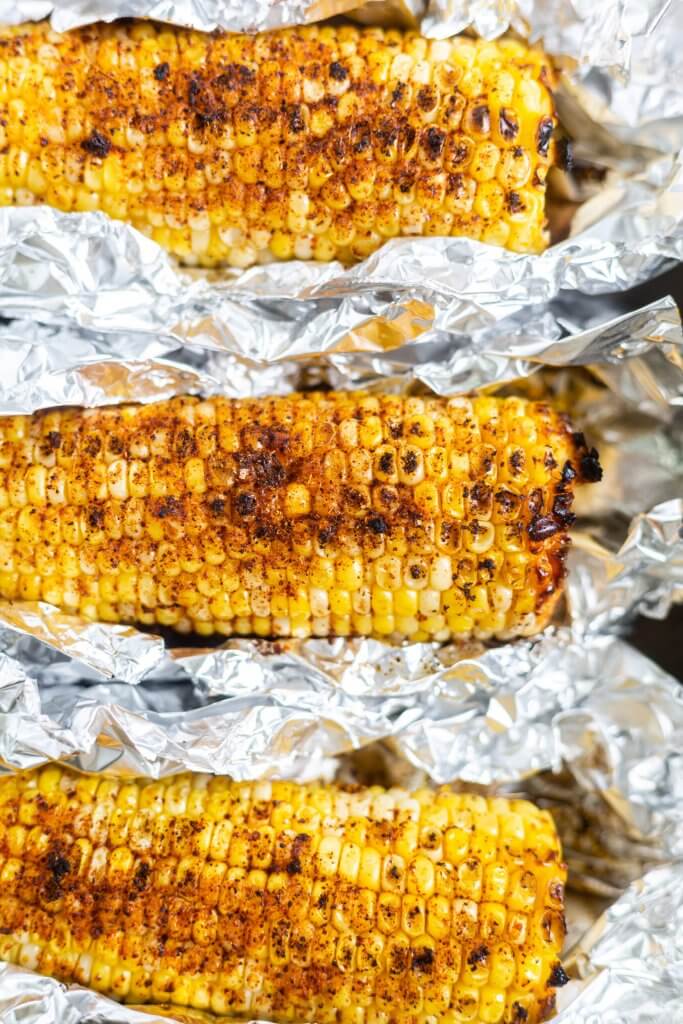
0 3 681 347
0 630 682 1022
422 1 673 77
0 0 425 31
0 296 680 684
1 152 682 353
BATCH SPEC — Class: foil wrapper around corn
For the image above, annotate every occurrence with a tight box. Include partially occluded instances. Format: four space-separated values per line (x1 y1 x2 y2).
0 1 681 1023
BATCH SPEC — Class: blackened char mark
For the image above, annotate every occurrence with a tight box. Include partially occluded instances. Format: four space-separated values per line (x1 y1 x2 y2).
411 946 434 972
81 129 111 158
580 447 602 483
528 515 562 542
499 108 519 140
552 491 576 526
367 515 389 535
557 136 573 171
537 117 554 157
154 496 182 519
548 963 569 988
470 104 490 133
235 492 257 517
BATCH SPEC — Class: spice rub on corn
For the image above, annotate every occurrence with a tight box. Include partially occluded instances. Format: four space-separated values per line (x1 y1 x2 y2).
0 20 558 266
0 392 600 640
0 766 569 1023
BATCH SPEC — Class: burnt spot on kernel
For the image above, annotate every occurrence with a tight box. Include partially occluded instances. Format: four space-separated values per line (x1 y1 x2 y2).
510 450 524 473
467 944 489 967
289 105 305 133
391 82 406 105
378 451 394 474
549 963 569 988
235 492 257 516
43 849 71 902
402 450 418 475
528 515 562 542
507 191 525 214
154 62 170 81
423 126 446 158
81 129 111 158
537 117 554 157
411 947 435 972
329 61 347 81
550 880 565 901
87 507 104 529
215 64 256 90
367 515 389 535
580 447 602 483
561 460 576 484
552 492 576 526
46 850 70 882
132 861 151 891
470 104 490 134
154 496 182 519
495 489 520 515
499 108 519 140
511 1004 529 1023
46 431 62 450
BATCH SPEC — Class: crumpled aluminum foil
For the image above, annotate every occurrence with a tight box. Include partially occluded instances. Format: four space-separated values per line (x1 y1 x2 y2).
0 0 424 33
0 3 682 351
0 628 682 1022
0 295 680 686
422 0 674 77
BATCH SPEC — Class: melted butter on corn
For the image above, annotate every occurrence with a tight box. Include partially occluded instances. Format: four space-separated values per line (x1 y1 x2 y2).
0 392 600 640
0 21 558 266
0 766 569 1023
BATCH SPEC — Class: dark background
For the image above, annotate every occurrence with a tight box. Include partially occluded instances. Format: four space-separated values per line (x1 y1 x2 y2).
615 263 682 680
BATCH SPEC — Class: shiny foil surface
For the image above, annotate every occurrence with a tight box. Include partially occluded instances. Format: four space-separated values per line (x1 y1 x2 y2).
0 295 680 1024
0 2 681 1021
0 3 681 351
0 0 424 33
0 295 680 683
0 629 682 1023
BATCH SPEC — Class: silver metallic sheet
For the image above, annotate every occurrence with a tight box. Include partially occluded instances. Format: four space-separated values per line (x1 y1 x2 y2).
0 4 681 349
0 295 680 684
0 629 682 1022
1 288 681 408
0 0 425 32
422 1 674 76
1 152 682 354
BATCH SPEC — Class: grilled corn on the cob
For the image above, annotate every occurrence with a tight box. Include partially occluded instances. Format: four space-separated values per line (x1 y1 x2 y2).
0 392 600 640
0 765 569 1023
0 20 558 266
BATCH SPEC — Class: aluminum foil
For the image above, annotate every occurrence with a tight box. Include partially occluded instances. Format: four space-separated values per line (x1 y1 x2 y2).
0 627 682 1023
0 295 680 685
422 1 674 76
0 0 425 32
0 4 682 350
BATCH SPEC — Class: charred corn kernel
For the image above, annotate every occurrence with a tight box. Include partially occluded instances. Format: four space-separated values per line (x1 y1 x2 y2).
0 766 566 1024
0 393 597 640
0 22 557 267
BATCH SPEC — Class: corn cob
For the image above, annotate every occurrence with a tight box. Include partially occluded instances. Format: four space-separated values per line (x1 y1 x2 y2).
0 20 558 267
0 392 600 641
0 765 569 1023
